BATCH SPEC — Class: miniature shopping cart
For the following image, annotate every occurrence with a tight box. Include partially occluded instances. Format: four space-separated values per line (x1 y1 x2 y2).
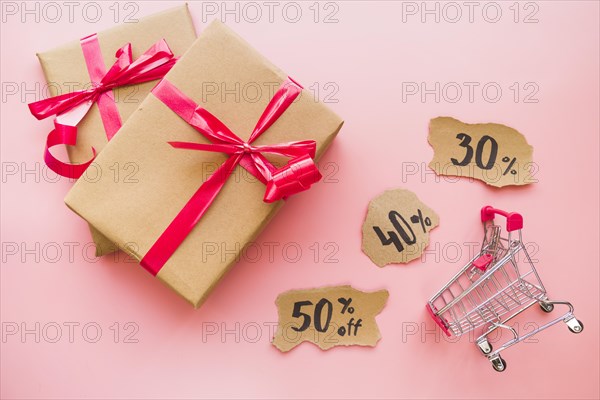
426 206 583 372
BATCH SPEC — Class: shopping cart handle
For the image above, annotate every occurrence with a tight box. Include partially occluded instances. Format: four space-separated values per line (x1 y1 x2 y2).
481 206 523 232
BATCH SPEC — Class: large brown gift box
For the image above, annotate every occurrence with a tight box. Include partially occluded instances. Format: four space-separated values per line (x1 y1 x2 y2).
65 21 344 308
37 5 196 255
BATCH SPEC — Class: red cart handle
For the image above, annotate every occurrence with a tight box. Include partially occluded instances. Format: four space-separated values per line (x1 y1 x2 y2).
481 206 523 232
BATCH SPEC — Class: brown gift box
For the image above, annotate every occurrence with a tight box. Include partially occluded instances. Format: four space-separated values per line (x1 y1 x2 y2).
37 5 196 255
65 21 344 308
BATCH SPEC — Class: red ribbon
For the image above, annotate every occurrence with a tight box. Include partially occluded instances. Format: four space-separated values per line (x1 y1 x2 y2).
28 34 177 179
140 78 322 275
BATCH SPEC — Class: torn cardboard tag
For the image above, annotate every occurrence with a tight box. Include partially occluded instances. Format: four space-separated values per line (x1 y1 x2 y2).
362 189 439 267
428 117 535 187
272 286 388 352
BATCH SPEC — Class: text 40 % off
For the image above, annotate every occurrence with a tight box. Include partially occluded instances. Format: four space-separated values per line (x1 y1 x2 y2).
291 297 362 337
373 209 432 253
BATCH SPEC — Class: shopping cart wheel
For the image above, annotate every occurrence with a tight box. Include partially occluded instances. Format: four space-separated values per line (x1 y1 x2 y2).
477 339 493 355
566 318 584 334
539 302 554 313
491 356 507 372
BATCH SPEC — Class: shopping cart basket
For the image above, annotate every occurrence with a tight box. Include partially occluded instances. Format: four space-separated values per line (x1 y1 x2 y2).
426 206 583 372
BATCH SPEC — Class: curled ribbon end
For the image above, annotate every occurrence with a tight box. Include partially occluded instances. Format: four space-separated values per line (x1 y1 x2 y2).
263 181 281 203
44 145 97 180
263 154 322 202
28 103 45 120
44 123 97 179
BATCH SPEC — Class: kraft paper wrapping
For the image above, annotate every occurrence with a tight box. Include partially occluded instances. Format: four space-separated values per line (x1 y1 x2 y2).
37 5 197 255
65 21 344 308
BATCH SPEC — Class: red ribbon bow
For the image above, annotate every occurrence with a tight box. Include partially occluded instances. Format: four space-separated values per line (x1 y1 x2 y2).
140 78 322 275
28 34 177 178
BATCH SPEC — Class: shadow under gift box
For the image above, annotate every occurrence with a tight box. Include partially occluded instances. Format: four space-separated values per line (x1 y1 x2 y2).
64 21 344 308
36 5 197 256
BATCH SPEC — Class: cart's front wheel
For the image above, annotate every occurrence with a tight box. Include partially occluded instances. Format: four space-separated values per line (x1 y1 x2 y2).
567 318 584 334
491 356 507 372
539 302 554 313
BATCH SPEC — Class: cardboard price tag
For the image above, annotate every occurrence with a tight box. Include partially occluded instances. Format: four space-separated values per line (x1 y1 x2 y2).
428 117 535 187
362 189 439 266
272 286 388 352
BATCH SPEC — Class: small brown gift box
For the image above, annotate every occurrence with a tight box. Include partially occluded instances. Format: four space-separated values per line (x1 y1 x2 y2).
65 21 343 308
37 5 196 255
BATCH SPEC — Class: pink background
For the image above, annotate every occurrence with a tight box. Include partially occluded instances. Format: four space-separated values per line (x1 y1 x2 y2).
1 1 599 399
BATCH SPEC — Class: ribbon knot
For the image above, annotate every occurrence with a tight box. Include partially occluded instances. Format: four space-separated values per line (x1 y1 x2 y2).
78 82 109 103
28 34 178 178
241 142 253 153
161 77 321 204
140 78 322 274
92 81 108 93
